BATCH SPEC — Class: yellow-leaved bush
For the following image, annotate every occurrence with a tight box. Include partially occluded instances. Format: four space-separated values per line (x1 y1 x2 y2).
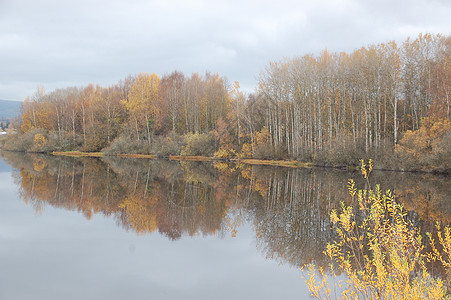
302 160 450 300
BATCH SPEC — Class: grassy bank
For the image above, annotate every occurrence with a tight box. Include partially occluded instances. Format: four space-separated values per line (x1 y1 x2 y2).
52 151 104 157
50 151 316 169
169 155 222 161
117 154 157 159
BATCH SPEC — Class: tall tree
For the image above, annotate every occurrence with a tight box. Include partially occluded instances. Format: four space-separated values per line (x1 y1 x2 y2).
125 73 160 143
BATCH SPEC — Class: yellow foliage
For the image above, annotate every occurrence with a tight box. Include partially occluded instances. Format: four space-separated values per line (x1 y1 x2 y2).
213 161 236 175
21 114 34 133
239 165 252 180
214 147 236 159
303 160 450 299
395 118 451 169
32 158 46 172
119 196 157 234
427 223 451 276
254 179 269 198
255 126 270 145
125 72 161 137
126 73 160 113
33 133 46 149
238 143 252 159
225 213 242 238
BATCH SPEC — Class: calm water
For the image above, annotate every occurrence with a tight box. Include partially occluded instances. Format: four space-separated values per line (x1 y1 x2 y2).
0 152 449 300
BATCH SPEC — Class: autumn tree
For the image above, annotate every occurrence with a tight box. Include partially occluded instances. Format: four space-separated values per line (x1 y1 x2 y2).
124 72 161 143
160 71 185 134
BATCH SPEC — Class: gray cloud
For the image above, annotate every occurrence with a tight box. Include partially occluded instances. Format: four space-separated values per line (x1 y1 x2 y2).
1 0 450 100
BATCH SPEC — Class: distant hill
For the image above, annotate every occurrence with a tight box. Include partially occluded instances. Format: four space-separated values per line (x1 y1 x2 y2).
0 100 22 121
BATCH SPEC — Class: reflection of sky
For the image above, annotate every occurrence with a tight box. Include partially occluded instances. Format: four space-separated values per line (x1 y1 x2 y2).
0 165 311 299
0 158 12 172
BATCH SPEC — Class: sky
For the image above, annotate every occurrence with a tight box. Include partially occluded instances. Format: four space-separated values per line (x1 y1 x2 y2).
1 0 450 101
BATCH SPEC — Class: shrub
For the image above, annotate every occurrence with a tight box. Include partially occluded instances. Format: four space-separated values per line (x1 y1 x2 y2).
48 132 82 152
395 118 451 172
151 131 184 156
82 133 107 152
252 143 273 159
33 133 47 148
303 160 450 299
102 135 151 155
314 135 366 167
181 131 216 157
2 129 44 152
1 129 82 153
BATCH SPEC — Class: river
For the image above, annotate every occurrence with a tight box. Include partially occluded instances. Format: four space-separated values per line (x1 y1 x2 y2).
0 152 449 299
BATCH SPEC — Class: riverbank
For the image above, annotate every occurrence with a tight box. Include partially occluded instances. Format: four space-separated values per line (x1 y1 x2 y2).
49 151 450 174
51 151 315 168
2 125 449 175
0 148 446 174
52 151 104 157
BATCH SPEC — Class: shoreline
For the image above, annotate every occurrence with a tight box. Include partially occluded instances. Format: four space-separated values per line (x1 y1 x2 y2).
51 151 319 169
0 149 447 174
49 151 447 174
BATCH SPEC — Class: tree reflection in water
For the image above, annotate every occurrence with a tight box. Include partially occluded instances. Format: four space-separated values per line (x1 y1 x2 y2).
1 151 449 270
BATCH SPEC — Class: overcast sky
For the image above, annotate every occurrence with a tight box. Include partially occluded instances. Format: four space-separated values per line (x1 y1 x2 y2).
1 0 450 101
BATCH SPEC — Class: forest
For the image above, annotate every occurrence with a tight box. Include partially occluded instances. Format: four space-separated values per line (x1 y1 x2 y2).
1 33 450 172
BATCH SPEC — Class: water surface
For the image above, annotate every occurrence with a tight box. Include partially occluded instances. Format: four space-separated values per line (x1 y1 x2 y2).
0 152 449 299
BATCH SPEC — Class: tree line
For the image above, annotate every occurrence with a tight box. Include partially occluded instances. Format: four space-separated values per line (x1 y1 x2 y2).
14 71 229 150
2 33 450 171
257 33 450 168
